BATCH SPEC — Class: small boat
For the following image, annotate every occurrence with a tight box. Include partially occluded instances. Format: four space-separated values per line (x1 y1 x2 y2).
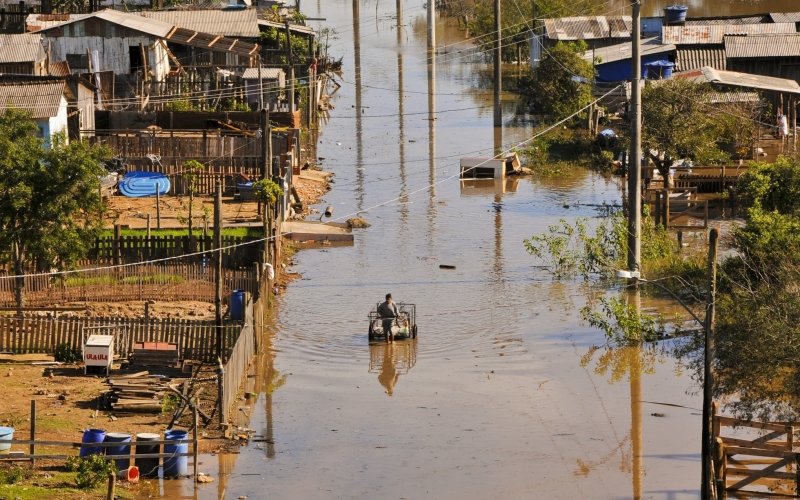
118 171 171 198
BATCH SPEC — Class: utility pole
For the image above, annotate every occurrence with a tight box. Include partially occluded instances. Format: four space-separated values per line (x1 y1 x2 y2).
493 0 501 135
213 183 224 423
626 0 642 274
285 20 295 115
701 228 719 500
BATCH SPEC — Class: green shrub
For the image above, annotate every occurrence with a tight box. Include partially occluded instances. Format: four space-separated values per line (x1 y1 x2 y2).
54 343 81 363
0 465 30 485
65 455 116 489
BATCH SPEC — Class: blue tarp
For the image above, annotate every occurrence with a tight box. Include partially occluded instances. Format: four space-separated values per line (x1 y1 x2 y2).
118 171 171 198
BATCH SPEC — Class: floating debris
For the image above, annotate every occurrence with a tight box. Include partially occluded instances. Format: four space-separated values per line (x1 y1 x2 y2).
347 216 370 228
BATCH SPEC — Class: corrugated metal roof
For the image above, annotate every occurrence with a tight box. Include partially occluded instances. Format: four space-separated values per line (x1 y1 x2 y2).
674 66 800 94
684 15 768 25
663 22 796 45
139 9 259 38
582 37 675 64
241 67 284 80
543 16 632 41
257 19 316 36
676 47 726 72
0 33 42 63
47 60 70 77
25 13 87 32
769 12 800 23
725 33 800 58
33 9 173 37
0 80 65 118
706 91 760 104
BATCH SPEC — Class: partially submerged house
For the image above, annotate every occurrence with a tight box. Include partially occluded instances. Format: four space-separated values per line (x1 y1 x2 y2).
0 33 47 76
582 37 676 82
662 22 797 73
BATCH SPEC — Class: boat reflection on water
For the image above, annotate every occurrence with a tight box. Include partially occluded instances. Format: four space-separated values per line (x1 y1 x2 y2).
369 341 418 396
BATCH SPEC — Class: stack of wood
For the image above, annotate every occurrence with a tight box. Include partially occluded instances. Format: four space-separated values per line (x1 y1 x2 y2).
106 371 173 413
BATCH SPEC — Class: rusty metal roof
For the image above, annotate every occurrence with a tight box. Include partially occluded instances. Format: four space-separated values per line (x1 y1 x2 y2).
725 33 800 58
0 80 66 118
769 12 800 23
543 16 632 41
139 9 260 38
663 22 796 45
0 33 43 63
674 66 800 94
675 47 726 72
684 15 768 25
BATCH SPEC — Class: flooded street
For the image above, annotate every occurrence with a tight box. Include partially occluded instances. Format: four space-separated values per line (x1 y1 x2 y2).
203 1 790 498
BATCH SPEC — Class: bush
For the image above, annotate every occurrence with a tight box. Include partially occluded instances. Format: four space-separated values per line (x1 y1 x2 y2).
0 465 30 485
54 343 81 363
65 455 116 489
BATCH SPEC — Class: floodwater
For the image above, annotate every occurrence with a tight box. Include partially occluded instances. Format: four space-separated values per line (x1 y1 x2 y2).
182 0 793 498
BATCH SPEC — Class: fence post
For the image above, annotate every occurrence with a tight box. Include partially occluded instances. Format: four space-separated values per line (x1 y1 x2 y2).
715 437 726 499
193 404 198 484
30 399 36 468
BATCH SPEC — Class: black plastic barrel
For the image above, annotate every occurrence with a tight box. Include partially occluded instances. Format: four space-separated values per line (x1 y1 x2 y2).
104 432 132 470
135 433 161 478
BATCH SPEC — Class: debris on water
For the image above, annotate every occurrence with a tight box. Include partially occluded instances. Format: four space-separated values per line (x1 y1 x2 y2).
439 264 456 269
651 412 666 418
197 473 214 484
347 216 370 228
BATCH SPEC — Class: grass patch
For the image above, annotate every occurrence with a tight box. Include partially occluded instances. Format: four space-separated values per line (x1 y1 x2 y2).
0 469 134 499
63 274 185 287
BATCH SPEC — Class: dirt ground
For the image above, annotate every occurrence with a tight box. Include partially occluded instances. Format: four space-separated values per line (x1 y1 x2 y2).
105 169 333 229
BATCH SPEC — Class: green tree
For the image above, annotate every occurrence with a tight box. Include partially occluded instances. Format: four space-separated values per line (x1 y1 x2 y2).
183 160 205 239
521 41 594 119
642 79 759 177
0 109 109 307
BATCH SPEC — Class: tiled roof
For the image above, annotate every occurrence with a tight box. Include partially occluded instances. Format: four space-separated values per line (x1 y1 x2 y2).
724 33 800 58
0 33 43 63
674 66 800 94
676 47 726 72
543 16 632 41
0 80 66 118
663 22 797 45
139 9 259 38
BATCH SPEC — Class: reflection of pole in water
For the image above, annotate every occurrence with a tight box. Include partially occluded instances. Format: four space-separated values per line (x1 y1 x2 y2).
370 341 418 396
493 193 503 277
629 291 643 499
397 0 408 232
426 0 436 240
353 0 365 211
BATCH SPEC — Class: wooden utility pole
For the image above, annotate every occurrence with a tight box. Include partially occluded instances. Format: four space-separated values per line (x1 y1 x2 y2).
214 183 224 424
260 109 269 180
626 0 642 275
702 228 719 500
493 0 501 133
285 21 295 115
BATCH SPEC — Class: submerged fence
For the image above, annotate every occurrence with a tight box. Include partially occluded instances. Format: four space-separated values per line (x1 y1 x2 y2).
221 294 256 422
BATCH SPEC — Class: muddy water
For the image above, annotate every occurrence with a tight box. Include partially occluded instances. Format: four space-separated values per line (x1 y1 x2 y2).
196 1 791 498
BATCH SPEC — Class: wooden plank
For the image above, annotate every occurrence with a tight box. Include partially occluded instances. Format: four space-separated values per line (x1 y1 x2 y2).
726 467 795 482
720 436 790 451
725 446 797 459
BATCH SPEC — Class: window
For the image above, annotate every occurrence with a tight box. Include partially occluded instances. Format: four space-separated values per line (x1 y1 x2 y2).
66 54 88 70
129 46 143 74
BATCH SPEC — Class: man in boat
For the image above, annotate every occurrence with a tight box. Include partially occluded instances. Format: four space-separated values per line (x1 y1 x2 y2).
377 293 398 339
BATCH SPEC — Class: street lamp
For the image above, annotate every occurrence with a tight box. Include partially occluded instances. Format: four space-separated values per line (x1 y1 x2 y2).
616 227 718 499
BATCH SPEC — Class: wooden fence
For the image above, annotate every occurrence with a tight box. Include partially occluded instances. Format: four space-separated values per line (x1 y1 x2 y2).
674 165 748 193
0 263 258 307
89 235 263 268
713 402 798 497
221 294 256 423
0 314 241 363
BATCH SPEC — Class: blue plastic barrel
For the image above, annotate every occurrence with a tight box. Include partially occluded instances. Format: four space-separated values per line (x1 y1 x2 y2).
135 433 161 478
230 290 245 320
163 429 188 478
79 428 106 457
104 432 132 470
0 426 13 453
664 5 688 24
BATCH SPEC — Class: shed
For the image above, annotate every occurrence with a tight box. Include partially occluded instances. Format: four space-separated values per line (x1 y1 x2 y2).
582 37 675 82
0 33 46 75
241 67 286 108
724 34 800 83
0 80 69 146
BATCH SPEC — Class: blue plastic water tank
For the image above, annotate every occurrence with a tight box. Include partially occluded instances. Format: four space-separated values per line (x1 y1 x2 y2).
230 290 246 320
79 428 106 457
0 426 13 453
163 429 188 478
664 5 688 24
